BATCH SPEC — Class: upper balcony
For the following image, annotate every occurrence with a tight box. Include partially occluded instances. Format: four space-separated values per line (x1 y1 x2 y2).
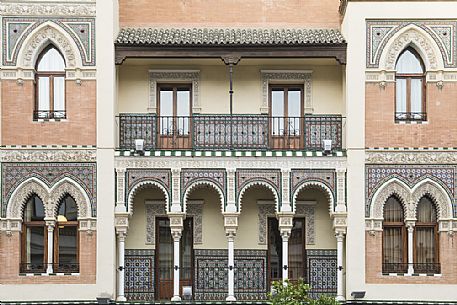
117 113 344 153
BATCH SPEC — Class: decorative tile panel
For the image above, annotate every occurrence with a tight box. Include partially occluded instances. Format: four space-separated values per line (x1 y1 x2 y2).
258 203 276 245
1 162 96 217
306 249 337 299
295 205 315 245
181 169 226 201
2 17 96 66
194 249 267 300
125 249 155 301
290 169 336 203
366 20 457 68
186 203 203 244
126 169 171 201
145 203 167 245
366 165 456 217
236 169 281 202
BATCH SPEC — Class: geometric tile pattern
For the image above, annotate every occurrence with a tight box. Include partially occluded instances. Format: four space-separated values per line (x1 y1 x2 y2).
365 165 457 217
290 169 336 203
366 20 457 68
194 249 267 300
236 169 281 202
181 169 226 201
1 162 97 217
126 169 171 202
306 249 337 299
125 249 155 301
2 17 95 66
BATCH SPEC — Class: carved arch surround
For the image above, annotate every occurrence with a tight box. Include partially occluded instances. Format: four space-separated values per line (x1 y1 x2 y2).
18 22 82 69
370 178 452 220
379 25 444 71
237 180 279 213
7 177 91 219
127 180 169 214
183 180 225 213
292 181 334 214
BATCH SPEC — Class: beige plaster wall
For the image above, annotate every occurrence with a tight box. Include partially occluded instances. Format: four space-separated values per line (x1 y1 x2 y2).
117 62 344 116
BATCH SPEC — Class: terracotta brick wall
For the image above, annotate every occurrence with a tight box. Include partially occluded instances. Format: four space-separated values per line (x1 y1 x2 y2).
0 231 96 284
365 82 457 148
365 231 457 284
119 0 341 28
1 80 96 146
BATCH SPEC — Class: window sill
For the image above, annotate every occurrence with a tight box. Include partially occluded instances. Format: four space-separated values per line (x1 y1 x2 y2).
395 120 428 125
33 118 68 123
382 272 442 277
19 272 80 276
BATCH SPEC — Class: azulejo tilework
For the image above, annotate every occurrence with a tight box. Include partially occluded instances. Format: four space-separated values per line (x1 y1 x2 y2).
126 169 171 203
125 249 155 301
2 17 96 67
181 168 227 202
306 249 337 299
290 169 336 205
236 169 281 203
1 162 97 217
365 165 456 217
366 20 457 68
194 249 267 300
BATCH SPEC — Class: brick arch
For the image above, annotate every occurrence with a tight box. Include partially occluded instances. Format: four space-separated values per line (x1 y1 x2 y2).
18 22 82 69
379 24 444 71
6 177 50 219
370 178 411 220
49 177 92 219
127 180 169 215
411 178 453 220
292 180 334 214
183 180 225 213
237 180 279 213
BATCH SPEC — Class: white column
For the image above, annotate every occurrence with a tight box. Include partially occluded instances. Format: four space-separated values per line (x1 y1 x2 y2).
281 232 289 282
171 231 182 302
46 221 55 273
407 223 414 274
336 232 345 301
226 232 236 301
117 232 127 302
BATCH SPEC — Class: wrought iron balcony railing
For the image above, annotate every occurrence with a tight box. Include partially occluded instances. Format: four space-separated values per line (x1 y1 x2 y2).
33 110 66 120
20 262 79 273
382 262 440 274
395 112 427 122
118 114 344 152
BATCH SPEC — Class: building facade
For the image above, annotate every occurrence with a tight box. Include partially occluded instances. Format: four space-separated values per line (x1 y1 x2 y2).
0 0 456 303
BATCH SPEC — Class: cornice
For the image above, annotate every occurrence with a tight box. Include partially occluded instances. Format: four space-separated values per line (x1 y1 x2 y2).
0 2 95 16
366 150 457 164
0 149 97 162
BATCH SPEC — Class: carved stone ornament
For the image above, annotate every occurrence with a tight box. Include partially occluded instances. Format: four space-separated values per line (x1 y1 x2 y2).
0 149 96 162
149 70 200 113
261 70 312 113
295 204 316 245
238 180 279 212
366 151 457 164
7 177 92 221
21 25 79 68
258 203 276 244
292 181 335 214
382 28 440 71
145 202 167 245
370 178 453 222
0 3 96 16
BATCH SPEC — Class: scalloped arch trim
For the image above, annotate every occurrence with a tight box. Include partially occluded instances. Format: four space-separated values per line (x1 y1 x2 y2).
292 181 334 214
238 180 279 212
183 180 225 213
127 180 169 214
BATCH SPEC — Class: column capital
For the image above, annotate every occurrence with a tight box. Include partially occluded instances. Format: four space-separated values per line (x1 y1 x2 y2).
45 218 56 228
335 231 345 241
171 168 181 175
405 220 416 230
332 212 347 233
115 212 130 235
116 167 127 174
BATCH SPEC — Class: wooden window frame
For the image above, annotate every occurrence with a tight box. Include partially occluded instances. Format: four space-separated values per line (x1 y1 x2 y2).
268 84 304 149
382 197 407 273
395 48 426 122
34 45 66 120
414 198 439 271
53 220 80 273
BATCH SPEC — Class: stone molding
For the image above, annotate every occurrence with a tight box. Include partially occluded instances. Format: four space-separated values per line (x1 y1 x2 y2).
149 70 200 113
0 2 96 17
366 151 457 164
6 176 93 222
260 70 313 113
0 149 96 162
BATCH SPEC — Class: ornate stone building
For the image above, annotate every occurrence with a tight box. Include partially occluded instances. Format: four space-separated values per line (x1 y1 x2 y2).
0 0 456 304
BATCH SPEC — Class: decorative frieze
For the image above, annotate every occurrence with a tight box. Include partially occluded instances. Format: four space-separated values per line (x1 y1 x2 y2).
0 2 96 17
0 149 96 162
366 151 457 164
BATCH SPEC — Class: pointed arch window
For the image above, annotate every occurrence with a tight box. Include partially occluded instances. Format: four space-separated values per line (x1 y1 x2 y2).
35 45 66 120
382 196 407 273
55 195 79 273
414 197 440 273
395 47 426 122
21 195 46 273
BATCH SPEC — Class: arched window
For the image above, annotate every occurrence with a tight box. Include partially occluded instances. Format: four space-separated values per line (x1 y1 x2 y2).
21 194 46 273
382 196 407 273
395 47 426 122
35 45 66 120
415 197 439 273
55 195 79 273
